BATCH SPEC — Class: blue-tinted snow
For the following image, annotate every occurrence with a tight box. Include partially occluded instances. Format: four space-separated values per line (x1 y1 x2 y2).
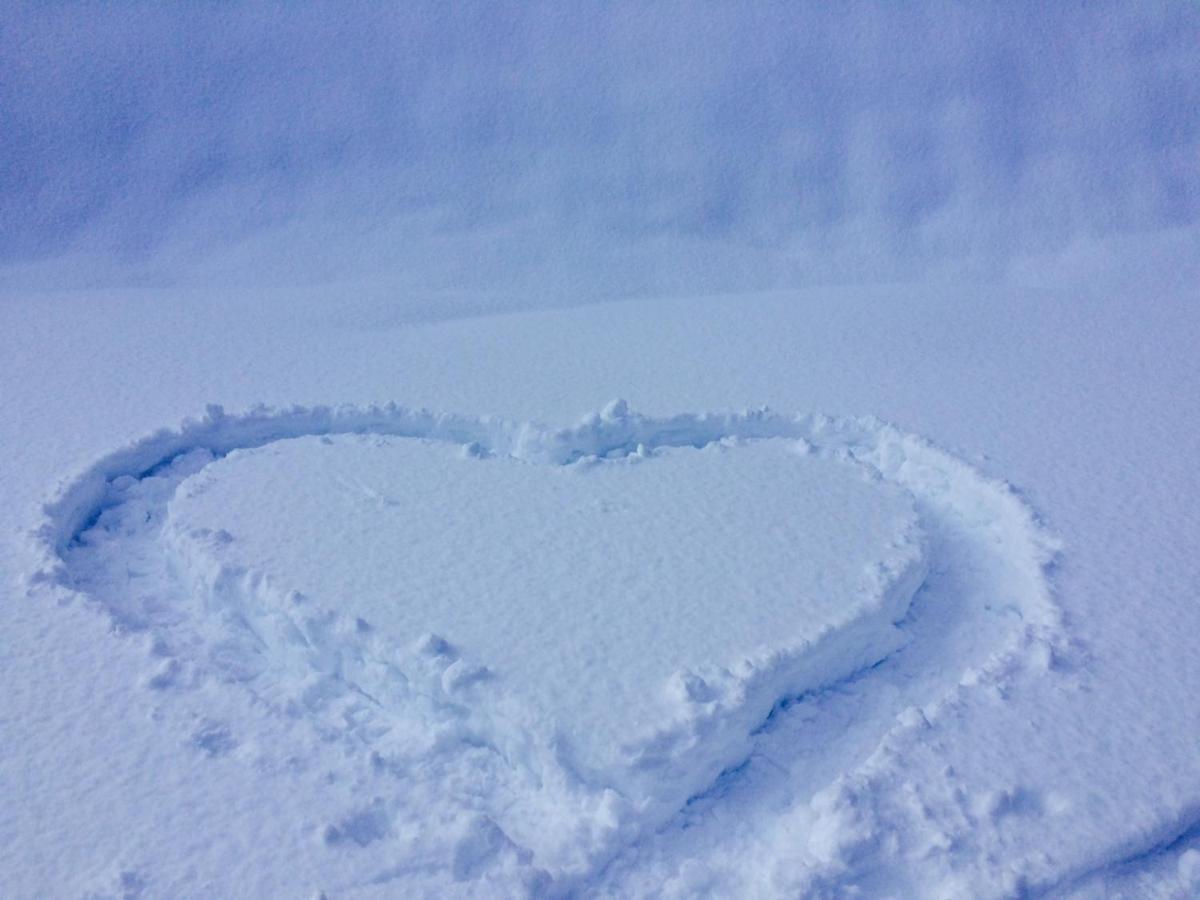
1 4 1198 897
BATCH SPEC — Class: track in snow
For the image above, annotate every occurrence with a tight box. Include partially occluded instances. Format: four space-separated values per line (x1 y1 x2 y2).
29 401 1063 892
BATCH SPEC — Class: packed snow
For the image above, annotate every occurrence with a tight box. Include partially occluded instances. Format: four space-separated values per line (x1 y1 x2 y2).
18 396 1068 893
62 412 936 874
2 4 1199 898
164 433 925 780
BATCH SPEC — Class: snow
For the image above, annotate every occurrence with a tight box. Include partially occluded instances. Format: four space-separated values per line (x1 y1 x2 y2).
165 434 923 766
2 4 1199 898
2 283 1197 895
79 427 927 867
2 282 1197 895
11 389 1067 892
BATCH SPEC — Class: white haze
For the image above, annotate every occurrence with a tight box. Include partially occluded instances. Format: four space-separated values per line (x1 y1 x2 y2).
2 2 1197 307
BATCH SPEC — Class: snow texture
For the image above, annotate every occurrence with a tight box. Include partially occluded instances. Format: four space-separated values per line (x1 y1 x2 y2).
27 400 1059 888
2 3 1198 896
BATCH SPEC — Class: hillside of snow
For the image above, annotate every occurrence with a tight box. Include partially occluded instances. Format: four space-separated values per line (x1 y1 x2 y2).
2 4 1198 898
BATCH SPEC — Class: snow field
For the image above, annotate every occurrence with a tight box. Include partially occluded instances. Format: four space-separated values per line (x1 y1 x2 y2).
33 401 1061 889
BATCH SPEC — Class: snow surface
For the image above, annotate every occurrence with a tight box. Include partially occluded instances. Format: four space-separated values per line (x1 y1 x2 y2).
12 392 1066 894
70 424 929 872
2 282 1198 896
164 434 925 776
3 4 1199 898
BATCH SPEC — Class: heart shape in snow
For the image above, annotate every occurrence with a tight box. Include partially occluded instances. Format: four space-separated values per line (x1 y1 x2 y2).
34 401 1059 878
165 432 925 790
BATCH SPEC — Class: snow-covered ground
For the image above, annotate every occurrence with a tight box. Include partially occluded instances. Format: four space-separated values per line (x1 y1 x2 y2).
2 4 1199 898
4 281 1198 897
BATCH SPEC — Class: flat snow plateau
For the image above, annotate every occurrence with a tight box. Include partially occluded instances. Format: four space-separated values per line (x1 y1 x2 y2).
2 279 1199 898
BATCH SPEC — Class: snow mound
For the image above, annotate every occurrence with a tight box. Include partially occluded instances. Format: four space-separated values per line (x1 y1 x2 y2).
32 402 1061 885
165 435 925 812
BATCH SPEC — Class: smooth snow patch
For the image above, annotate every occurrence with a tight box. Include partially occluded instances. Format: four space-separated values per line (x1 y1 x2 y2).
165 434 925 794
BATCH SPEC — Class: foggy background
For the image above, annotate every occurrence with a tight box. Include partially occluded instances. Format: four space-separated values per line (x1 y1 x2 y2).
2 2 1197 303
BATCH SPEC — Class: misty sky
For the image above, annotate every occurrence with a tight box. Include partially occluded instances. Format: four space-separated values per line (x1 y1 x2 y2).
2 2 1196 297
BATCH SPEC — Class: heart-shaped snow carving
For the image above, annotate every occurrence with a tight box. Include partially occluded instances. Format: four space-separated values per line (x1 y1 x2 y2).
34 401 1060 880
166 432 925 786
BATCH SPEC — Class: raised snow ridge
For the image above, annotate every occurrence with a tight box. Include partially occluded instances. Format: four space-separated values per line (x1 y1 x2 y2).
165 433 926 808
33 401 1061 881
